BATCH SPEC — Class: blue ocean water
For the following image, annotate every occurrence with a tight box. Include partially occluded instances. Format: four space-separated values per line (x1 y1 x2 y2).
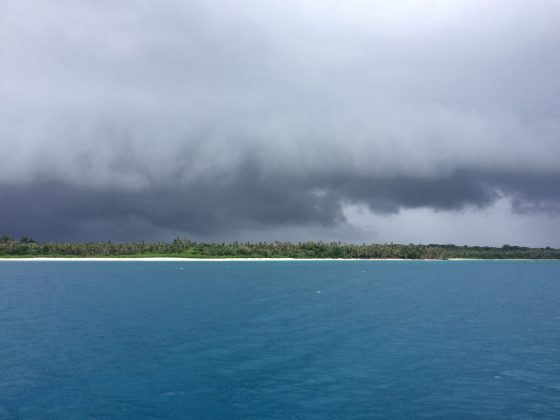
1 261 559 419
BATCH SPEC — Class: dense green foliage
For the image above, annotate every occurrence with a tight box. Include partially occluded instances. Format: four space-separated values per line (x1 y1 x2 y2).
1 236 559 259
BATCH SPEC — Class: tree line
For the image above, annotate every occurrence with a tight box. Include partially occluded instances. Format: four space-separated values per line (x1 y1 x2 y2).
1 236 559 259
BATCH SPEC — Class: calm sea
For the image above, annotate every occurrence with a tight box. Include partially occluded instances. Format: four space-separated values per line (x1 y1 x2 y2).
1 260 559 419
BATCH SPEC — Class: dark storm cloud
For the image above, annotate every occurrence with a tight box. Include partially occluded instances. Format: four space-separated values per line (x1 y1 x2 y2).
2 168 559 242
0 176 345 242
1 0 560 242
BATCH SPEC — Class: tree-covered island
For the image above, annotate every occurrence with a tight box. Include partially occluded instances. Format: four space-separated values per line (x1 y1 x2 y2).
1 237 559 259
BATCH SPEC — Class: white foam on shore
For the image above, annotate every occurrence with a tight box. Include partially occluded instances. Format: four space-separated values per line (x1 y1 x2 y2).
0 257 546 262
0 257 433 262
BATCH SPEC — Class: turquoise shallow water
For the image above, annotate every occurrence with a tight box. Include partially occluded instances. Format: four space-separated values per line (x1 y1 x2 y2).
1 260 559 419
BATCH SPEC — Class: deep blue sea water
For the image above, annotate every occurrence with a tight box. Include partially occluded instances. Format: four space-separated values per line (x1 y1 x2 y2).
1 260 559 419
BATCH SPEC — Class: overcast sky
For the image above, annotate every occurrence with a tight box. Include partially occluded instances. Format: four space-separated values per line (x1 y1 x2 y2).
1 0 559 246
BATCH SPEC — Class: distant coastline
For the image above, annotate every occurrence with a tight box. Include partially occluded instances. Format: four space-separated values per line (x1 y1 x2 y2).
0 257 553 262
1 237 559 260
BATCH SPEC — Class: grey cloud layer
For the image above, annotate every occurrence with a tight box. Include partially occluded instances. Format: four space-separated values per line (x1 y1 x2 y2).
1 0 559 241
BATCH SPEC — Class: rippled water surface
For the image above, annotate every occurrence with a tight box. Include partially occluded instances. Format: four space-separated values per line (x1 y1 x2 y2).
1 260 560 418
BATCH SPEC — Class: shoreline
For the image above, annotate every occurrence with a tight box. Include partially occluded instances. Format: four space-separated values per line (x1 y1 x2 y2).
0 257 432 262
0 257 552 262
